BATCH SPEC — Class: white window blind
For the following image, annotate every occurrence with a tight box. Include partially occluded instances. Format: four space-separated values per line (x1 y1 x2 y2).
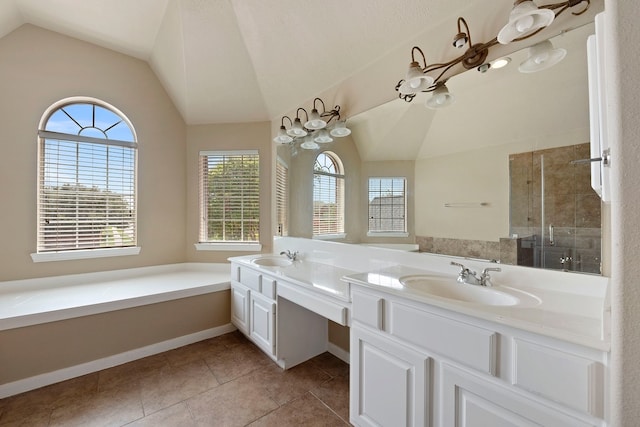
276 159 289 236
313 152 344 236
368 177 407 233
37 101 137 253
199 151 260 242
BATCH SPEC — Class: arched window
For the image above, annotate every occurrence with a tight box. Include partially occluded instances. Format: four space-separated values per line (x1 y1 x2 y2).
35 97 138 259
313 151 344 236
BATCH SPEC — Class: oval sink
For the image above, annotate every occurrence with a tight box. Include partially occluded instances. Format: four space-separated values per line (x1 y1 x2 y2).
251 256 293 267
399 275 520 306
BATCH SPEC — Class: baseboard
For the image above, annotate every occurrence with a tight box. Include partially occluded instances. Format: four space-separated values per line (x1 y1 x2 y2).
0 323 236 399
327 342 350 364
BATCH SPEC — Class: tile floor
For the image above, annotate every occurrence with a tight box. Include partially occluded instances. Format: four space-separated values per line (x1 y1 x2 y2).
0 331 351 426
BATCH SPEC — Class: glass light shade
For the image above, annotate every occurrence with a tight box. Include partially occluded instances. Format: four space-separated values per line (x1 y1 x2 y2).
398 61 434 94
273 126 294 144
497 1 555 45
300 136 319 150
305 109 327 130
518 40 566 73
426 85 455 109
286 117 308 137
314 129 333 143
330 120 351 137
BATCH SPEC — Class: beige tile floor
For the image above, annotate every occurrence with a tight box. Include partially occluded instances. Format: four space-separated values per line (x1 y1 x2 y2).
0 331 351 426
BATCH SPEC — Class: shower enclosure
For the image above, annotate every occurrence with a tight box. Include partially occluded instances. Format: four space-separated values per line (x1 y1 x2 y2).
509 143 601 274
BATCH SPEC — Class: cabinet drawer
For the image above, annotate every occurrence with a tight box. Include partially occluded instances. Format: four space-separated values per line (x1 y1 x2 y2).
240 266 261 292
261 275 277 299
389 301 497 375
352 291 384 330
513 339 603 417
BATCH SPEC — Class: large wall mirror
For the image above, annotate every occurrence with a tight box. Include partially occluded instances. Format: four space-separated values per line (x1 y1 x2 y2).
277 22 601 275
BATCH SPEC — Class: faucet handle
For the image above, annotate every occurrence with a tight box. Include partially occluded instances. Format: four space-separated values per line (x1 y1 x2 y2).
480 267 501 286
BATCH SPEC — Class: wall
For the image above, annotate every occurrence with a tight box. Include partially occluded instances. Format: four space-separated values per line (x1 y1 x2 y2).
0 292 230 385
185 122 273 262
0 25 187 281
607 1 640 424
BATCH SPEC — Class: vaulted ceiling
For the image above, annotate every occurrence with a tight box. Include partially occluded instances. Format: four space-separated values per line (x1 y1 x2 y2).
0 0 599 126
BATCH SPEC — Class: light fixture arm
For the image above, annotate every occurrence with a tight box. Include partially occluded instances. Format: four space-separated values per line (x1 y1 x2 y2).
395 0 590 102
281 116 293 128
296 107 309 122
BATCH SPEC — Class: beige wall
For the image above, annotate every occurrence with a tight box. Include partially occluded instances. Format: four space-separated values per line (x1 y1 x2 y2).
185 122 273 262
0 25 187 281
0 292 230 384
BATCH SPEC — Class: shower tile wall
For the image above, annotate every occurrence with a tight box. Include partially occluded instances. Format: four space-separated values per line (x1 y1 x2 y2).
509 143 601 274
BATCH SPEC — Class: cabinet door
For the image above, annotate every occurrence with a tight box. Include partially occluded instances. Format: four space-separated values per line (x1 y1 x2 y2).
350 325 430 427
230 282 250 334
440 364 596 427
249 291 276 356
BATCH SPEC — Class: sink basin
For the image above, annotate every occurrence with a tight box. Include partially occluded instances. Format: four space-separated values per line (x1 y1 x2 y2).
399 275 521 306
251 256 293 267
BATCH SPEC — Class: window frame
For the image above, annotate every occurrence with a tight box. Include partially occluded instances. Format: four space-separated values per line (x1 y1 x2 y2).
367 176 409 237
31 97 140 263
195 150 262 252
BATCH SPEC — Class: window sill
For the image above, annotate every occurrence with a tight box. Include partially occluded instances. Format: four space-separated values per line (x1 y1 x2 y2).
366 232 409 238
31 247 141 263
313 233 347 241
194 243 262 252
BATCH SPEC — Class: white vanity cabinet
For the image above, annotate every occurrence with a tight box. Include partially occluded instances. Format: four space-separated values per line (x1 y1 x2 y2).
230 262 278 359
349 285 608 427
229 260 346 369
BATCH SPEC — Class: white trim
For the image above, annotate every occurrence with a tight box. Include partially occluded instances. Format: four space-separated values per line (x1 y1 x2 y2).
313 233 347 241
30 247 141 263
0 324 236 399
327 342 350 364
366 232 410 238
199 149 258 156
195 242 262 251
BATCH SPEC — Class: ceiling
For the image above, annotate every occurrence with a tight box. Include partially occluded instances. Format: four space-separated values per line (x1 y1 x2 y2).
0 0 536 125
0 1 599 127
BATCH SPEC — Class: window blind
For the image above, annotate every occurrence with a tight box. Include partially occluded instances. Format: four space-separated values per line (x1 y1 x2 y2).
368 177 407 232
199 151 260 242
276 159 289 236
38 138 137 252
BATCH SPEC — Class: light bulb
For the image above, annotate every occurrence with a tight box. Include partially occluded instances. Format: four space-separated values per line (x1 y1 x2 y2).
534 53 549 64
410 79 422 89
515 15 534 33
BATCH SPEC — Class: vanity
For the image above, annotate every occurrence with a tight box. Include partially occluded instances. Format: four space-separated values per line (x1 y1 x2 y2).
229 237 610 426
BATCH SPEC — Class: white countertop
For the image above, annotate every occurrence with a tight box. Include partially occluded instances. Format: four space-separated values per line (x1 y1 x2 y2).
344 265 609 351
230 255 355 302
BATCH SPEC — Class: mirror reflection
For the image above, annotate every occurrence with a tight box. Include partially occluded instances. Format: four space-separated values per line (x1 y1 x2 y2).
277 22 601 275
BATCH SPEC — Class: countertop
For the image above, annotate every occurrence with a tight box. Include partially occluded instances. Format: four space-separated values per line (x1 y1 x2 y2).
344 265 609 351
230 255 355 302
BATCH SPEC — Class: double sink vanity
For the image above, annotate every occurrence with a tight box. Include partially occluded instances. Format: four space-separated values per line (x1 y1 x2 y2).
229 237 610 426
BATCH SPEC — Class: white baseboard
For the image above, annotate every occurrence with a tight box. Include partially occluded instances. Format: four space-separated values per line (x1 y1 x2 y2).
327 342 350 364
0 323 236 399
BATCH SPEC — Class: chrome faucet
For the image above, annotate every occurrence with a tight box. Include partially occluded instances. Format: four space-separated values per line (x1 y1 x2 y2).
280 250 298 261
450 262 501 287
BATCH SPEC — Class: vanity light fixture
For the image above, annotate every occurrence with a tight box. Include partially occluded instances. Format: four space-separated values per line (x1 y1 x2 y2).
395 0 590 103
518 40 567 72
273 97 351 149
